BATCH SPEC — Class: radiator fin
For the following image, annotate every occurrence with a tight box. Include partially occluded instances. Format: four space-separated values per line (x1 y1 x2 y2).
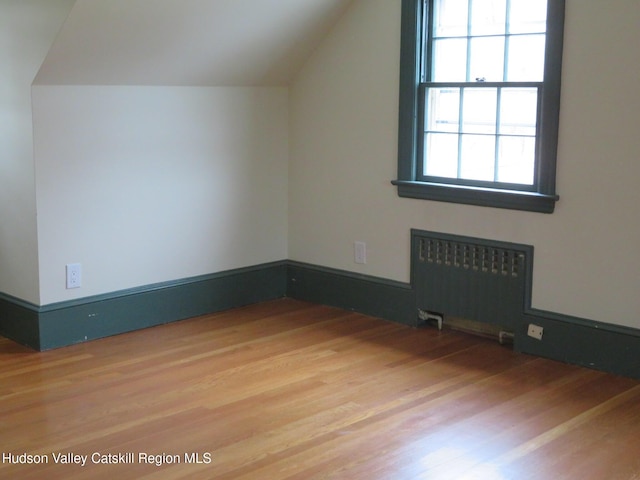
413 231 532 330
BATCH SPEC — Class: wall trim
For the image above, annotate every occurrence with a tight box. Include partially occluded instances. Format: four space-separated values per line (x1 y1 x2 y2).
516 308 640 380
2 259 640 379
0 293 41 350
287 261 415 325
286 260 640 380
1 261 288 350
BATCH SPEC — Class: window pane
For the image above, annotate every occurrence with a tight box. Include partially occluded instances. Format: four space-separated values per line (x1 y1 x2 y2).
432 38 467 81
462 88 497 134
509 0 547 34
433 0 468 37
499 88 538 136
497 136 535 184
507 34 546 81
425 133 459 178
470 0 506 36
469 36 505 82
460 134 495 181
426 87 460 133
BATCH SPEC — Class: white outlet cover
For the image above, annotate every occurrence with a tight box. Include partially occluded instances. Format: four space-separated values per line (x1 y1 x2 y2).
527 323 544 340
354 241 367 264
66 263 82 289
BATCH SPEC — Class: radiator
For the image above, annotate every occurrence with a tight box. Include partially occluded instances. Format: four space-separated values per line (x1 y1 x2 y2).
412 230 532 331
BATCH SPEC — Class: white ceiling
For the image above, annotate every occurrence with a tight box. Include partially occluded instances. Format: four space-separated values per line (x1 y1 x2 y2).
34 0 353 86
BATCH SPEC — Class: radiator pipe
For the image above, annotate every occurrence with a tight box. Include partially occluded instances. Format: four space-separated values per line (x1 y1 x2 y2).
418 309 444 330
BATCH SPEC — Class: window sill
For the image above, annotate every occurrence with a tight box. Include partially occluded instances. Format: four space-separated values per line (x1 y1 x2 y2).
391 180 558 213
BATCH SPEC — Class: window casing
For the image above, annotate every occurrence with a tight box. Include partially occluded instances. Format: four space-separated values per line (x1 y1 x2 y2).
393 0 565 213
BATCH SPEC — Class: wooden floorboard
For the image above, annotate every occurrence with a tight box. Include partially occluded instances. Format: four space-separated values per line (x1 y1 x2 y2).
1 298 639 479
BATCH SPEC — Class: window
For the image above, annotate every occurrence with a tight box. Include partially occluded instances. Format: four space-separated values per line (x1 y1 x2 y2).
393 0 565 213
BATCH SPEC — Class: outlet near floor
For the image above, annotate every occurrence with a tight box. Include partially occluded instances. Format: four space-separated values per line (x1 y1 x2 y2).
527 323 544 340
66 263 82 289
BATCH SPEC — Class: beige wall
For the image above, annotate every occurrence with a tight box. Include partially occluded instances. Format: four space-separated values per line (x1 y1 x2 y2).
0 0 75 303
289 0 640 328
4 1 292 307
4 0 640 330
33 86 288 305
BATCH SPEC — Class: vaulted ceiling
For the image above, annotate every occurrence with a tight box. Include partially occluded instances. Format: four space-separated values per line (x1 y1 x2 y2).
34 0 353 86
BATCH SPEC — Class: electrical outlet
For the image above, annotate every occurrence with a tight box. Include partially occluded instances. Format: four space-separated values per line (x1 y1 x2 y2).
66 263 82 289
354 241 367 264
527 323 544 340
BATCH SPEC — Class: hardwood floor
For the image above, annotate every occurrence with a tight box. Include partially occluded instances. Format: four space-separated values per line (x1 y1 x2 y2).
1 298 640 479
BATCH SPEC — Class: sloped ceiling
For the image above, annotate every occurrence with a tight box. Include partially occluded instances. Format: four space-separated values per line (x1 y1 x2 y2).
34 0 352 86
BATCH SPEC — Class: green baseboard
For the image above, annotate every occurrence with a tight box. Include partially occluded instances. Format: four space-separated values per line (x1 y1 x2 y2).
1 261 287 350
515 309 640 380
286 262 640 380
0 294 40 350
2 259 640 380
287 261 415 325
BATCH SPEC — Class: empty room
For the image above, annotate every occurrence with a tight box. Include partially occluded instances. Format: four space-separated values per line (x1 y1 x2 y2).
2 0 640 478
